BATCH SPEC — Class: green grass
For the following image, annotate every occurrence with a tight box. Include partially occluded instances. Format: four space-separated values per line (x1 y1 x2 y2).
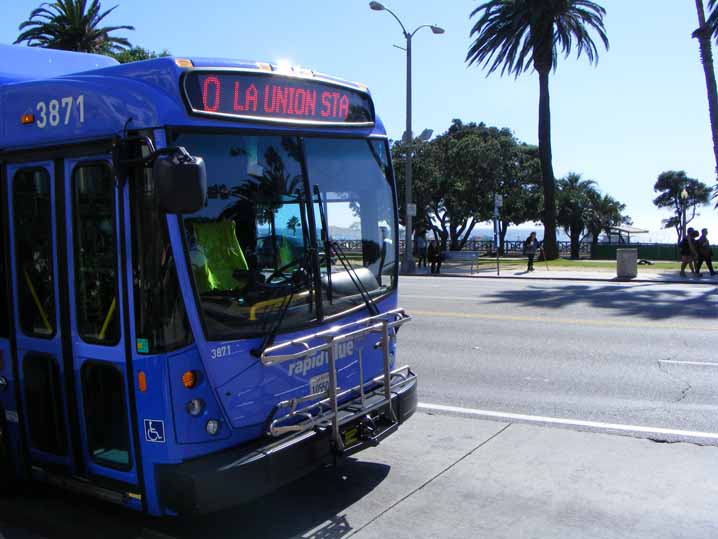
465 258 682 271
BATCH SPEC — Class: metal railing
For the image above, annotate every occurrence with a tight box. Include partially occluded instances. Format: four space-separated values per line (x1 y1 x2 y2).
260 308 413 453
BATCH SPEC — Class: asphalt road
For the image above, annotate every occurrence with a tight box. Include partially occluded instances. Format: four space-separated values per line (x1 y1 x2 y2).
398 276 718 440
2 276 718 538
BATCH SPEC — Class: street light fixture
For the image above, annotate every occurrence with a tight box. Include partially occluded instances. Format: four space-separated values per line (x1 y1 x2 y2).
680 188 689 240
369 2 444 274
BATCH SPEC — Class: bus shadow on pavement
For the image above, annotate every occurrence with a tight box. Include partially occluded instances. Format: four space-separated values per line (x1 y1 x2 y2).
0 458 390 539
484 283 718 321
161 458 390 539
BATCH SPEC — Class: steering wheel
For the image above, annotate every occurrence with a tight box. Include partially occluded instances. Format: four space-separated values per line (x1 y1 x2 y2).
266 257 306 285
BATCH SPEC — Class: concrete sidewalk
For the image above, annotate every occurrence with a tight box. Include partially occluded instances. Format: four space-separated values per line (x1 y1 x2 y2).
349 413 718 539
414 261 718 285
2 413 717 538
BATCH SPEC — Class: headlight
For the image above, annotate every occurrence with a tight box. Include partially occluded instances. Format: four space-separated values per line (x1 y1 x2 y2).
186 399 205 417
206 419 220 436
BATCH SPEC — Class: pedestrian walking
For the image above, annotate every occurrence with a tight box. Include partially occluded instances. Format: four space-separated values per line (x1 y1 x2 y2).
679 227 699 277
523 232 539 272
428 240 442 274
695 228 716 276
415 232 427 268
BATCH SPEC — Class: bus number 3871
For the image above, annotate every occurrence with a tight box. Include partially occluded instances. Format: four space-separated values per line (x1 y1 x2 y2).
35 94 85 128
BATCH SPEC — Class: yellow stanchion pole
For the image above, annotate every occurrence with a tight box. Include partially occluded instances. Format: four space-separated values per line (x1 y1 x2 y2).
23 269 52 332
98 297 117 341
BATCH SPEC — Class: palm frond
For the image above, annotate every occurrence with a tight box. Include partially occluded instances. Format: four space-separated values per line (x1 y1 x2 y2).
466 0 608 76
14 0 133 53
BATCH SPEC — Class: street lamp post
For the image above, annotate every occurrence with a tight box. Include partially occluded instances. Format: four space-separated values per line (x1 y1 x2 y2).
369 1 444 274
680 187 689 240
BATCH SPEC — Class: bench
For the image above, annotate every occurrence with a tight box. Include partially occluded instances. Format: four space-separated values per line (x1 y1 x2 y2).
441 250 481 274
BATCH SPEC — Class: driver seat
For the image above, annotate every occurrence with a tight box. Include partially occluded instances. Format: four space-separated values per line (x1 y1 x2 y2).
191 220 249 293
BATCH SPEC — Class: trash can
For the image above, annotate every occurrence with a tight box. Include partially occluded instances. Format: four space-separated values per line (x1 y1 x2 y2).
616 248 638 279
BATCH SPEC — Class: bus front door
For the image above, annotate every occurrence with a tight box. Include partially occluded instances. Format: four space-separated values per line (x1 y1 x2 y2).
7 162 73 471
7 157 138 493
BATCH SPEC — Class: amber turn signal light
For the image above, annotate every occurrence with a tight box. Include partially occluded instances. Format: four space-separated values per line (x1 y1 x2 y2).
138 371 147 393
182 370 198 389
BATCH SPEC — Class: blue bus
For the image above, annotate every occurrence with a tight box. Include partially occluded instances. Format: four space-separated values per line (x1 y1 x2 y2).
0 44 416 516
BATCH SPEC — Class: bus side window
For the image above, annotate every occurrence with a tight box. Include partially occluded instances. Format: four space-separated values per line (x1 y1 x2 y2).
130 165 193 353
13 168 56 338
72 163 120 345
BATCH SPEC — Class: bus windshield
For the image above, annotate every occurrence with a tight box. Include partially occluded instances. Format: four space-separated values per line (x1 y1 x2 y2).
176 132 397 341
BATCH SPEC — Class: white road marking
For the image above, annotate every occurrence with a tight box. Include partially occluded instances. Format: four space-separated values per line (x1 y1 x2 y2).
658 359 718 367
418 402 718 441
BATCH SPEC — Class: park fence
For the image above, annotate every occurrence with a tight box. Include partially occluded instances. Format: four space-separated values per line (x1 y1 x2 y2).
396 239 583 257
337 239 716 260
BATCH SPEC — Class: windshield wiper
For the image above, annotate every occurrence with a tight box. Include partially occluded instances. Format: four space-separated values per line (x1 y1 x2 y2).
250 258 311 358
313 185 333 303
313 186 379 317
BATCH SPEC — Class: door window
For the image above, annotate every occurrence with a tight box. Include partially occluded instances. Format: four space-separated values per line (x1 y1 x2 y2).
72 163 120 345
0 194 8 338
23 354 66 456
13 168 56 338
81 362 130 470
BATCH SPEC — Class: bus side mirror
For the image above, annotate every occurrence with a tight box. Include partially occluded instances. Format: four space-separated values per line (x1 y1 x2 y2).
154 147 207 214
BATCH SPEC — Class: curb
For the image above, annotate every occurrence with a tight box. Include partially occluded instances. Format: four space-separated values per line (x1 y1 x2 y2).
403 272 718 286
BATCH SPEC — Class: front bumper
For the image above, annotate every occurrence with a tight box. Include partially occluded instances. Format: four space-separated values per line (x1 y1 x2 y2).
157 373 417 515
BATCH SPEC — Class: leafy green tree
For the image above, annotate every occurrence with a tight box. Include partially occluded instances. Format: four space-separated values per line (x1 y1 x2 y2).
436 121 512 250
391 136 441 245
585 192 631 251
652 171 711 241
395 120 522 250
15 0 134 54
495 144 543 254
465 0 609 260
556 172 597 259
111 46 170 64
394 120 543 252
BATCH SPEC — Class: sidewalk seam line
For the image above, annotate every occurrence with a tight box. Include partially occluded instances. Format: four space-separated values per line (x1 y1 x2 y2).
347 423 512 538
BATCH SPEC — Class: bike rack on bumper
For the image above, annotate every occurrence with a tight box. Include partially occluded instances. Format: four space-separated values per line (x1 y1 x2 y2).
157 308 417 514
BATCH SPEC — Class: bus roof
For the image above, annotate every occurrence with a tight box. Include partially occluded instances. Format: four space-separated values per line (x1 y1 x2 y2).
0 45 386 151
0 44 118 85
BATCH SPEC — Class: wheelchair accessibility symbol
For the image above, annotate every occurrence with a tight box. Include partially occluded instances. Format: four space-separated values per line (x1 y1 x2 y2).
144 419 166 443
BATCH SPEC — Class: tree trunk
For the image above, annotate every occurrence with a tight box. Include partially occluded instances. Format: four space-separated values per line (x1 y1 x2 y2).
458 219 478 250
499 219 509 255
570 225 581 259
694 0 718 180
537 68 559 259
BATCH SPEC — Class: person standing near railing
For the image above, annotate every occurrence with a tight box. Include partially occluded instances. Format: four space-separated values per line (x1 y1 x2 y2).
679 227 699 277
695 228 715 276
415 232 427 268
523 232 539 272
428 240 442 274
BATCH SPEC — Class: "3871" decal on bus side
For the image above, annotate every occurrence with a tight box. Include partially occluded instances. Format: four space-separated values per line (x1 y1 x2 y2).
34 95 85 128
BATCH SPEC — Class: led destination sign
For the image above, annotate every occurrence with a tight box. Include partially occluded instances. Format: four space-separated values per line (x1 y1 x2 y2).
183 71 375 125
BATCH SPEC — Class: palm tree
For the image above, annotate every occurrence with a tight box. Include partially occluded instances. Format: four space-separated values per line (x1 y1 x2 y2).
585 192 629 252
466 0 608 259
704 0 718 206
556 173 597 259
286 216 300 236
694 1 718 189
15 0 134 54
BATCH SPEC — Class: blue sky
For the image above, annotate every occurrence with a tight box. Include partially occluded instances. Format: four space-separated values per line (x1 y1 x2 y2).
2 0 717 241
